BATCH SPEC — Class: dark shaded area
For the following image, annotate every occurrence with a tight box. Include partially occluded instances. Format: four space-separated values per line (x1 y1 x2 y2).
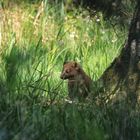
74 0 135 15
47 0 136 26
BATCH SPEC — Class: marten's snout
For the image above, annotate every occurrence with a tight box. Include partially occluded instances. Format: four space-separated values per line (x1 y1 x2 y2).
60 74 64 79
60 69 71 80
60 72 66 80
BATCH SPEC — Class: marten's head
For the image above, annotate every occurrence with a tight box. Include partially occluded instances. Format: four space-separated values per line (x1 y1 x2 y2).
60 61 81 80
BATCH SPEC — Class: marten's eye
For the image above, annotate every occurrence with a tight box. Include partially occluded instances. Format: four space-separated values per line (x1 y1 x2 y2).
66 69 70 73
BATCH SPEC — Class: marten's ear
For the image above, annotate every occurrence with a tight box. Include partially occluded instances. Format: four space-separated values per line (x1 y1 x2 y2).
73 62 80 72
72 62 77 67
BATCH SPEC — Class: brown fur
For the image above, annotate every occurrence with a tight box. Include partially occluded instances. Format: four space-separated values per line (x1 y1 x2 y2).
60 61 92 100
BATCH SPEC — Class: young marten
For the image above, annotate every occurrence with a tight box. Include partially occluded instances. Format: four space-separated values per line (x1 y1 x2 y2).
60 61 92 100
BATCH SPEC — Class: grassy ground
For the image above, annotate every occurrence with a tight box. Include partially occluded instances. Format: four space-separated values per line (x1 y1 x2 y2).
0 1 136 140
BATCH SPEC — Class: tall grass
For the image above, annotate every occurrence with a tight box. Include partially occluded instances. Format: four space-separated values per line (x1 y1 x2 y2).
1 1 138 140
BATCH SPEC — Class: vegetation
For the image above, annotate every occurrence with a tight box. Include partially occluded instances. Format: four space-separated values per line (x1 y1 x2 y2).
0 1 139 140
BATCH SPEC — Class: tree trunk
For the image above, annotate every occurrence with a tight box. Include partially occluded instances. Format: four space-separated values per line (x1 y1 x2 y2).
98 0 140 105
97 3 140 138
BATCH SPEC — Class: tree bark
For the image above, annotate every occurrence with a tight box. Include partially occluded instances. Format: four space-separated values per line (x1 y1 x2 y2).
98 0 140 105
